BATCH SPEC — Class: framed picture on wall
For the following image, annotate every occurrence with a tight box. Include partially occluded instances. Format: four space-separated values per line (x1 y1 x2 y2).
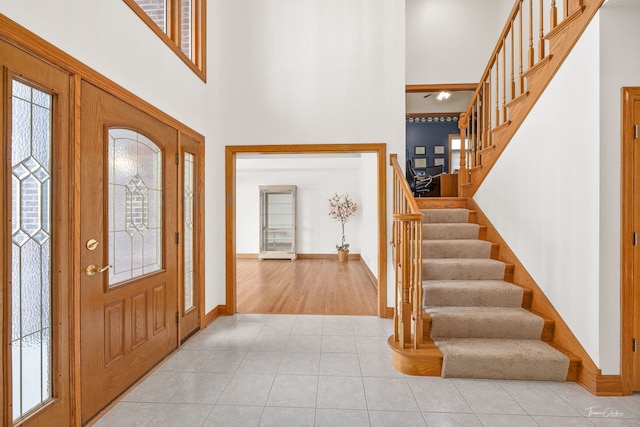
434 157 445 167
414 157 428 168
434 145 445 155
414 146 426 155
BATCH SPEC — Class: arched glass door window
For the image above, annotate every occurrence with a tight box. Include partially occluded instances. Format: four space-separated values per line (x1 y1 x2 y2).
108 128 163 286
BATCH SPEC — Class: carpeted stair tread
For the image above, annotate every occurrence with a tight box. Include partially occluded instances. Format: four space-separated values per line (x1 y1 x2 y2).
423 258 506 280
422 208 469 224
426 306 543 339
423 223 480 240
434 338 570 381
423 280 523 307
423 240 492 259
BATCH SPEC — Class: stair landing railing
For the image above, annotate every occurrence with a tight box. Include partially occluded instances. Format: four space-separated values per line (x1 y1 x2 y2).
390 154 424 349
458 0 593 195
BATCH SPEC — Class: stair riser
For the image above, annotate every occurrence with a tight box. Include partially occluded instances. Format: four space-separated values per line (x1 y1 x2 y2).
423 288 523 308
423 241 492 259
423 264 506 281
423 313 554 341
422 209 469 224
430 318 543 340
440 358 569 381
423 224 479 240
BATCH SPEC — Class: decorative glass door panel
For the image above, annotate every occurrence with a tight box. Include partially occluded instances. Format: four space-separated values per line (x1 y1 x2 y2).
108 129 163 286
10 79 53 421
178 133 201 341
183 152 194 311
1 38 72 427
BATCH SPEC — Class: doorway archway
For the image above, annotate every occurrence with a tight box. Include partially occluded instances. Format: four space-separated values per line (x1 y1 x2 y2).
225 143 388 317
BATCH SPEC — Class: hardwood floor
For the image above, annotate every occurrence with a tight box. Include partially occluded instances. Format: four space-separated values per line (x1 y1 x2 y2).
236 258 378 315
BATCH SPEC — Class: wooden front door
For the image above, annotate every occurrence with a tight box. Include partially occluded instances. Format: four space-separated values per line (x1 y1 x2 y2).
79 81 179 422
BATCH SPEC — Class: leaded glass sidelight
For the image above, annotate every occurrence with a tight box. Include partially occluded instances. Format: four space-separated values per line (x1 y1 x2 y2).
108 129 163 286
183 152 195 311
11 79 53 420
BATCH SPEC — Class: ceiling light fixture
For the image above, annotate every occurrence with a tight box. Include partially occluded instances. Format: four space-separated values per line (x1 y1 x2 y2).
437 91 451 101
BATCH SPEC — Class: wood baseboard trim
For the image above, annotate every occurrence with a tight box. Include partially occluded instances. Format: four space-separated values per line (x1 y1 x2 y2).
204 305 226 326
297 253 361 260
236 253 258 259
577 368 624 396
237 253 363 260
359 258 378 290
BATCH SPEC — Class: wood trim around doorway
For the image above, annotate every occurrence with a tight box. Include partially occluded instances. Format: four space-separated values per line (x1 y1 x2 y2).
224 143 388 318
620 86 640 395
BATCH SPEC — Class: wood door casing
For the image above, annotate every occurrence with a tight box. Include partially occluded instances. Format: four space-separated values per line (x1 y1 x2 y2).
632 96 640 391
622 87 640 394
79 81 179 422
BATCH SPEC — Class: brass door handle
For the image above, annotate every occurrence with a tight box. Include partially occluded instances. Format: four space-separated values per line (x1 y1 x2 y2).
85 264 112 276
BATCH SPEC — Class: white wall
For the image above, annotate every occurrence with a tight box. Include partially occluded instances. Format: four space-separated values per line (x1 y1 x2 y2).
1 0 405 313
598 0 640 374
475 16 601 367
212 0 404 307
236 155 367 256
405 0 513 84
359 153 380 278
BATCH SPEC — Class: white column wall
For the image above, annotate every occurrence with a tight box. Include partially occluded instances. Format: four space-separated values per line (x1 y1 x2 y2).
359 153 380 279
1 0 405 313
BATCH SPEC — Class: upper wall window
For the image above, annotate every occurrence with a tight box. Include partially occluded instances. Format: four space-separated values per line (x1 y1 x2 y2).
124 0 206 81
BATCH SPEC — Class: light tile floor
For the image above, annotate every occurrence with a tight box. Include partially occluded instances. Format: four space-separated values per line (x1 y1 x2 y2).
94 314 640 426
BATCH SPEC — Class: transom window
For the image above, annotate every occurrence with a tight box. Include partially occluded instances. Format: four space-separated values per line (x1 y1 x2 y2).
124 0 206 81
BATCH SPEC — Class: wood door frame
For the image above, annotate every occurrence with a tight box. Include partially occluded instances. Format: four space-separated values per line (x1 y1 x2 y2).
621 87 640 394
225 144 389 317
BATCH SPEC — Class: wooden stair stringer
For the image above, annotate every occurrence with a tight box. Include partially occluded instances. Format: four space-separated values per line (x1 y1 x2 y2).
465 198 616 394
462 0 606 198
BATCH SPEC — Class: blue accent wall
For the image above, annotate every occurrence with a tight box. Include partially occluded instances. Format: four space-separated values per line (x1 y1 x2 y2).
406 118 459 173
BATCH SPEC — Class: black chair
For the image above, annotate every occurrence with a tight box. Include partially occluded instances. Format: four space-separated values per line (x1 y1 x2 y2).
406 160 443 197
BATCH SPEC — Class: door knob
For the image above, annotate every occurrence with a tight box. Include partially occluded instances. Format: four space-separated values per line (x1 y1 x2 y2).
85 264 112 276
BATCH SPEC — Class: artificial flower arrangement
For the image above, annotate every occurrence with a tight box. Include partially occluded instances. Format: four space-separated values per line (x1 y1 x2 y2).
328 193 359 252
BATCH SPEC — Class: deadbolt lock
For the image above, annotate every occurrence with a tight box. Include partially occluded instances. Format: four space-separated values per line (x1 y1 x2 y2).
86 239 99 251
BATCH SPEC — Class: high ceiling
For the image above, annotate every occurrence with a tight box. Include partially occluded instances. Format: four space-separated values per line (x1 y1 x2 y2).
405 91 475 115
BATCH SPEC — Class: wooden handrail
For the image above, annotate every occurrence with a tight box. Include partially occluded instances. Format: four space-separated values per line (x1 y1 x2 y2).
457 0 603 197
390 154 424 349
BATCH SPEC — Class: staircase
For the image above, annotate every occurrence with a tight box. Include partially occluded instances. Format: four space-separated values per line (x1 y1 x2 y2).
421 206 575 381
388 195 580 380
389 0 605 388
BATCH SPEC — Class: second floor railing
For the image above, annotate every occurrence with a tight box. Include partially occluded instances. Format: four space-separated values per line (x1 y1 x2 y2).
458 0 594 194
